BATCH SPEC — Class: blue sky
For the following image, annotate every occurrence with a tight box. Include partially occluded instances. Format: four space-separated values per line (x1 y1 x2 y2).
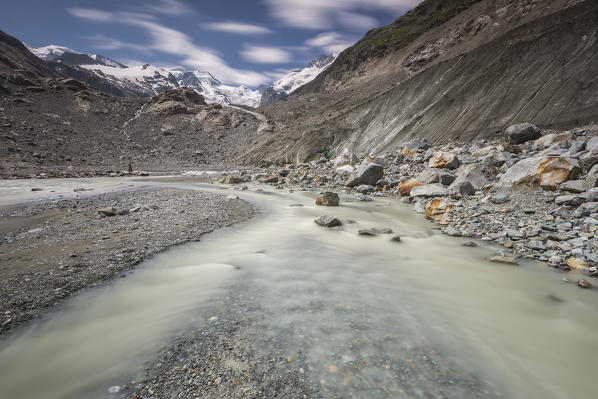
1 0 421 86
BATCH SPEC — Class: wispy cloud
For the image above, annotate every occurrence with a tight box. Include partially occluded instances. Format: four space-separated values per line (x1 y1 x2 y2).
305 32 354 54
241 45 291 64
67 8 113 22
67 7 271 85
147 0 195 16
336 11 378 30
264 0 420 30
203 21 272 35
85 34 152 54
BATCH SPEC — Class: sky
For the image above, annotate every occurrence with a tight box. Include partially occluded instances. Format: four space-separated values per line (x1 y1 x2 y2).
0 0 421 87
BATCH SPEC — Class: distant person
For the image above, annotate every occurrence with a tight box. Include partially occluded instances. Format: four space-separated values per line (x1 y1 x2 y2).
128 163 133 173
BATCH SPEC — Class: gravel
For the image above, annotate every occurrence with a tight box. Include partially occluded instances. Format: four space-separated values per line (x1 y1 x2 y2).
0 188 253 335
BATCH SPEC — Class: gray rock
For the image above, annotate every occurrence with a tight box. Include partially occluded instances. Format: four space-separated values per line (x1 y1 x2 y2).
390 234 401 242
358 229 377 236
355 184 374 194
346 161 384 187
448 181 475 198
586 164 598 191
98 207 118 217
416 168 455 185
586 136 598 151
554 194 587 206
403 139 431 151
31 187 42 191
579 149 598 172
314 215 342 228
453 164 496 190
410 184 448 198
506 123 541 144
559 180 586 193
490 193 511 204
498 157 580 189
572 202 598 217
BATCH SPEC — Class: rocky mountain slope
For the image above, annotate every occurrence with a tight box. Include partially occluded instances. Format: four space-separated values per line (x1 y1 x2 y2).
249 0 597 164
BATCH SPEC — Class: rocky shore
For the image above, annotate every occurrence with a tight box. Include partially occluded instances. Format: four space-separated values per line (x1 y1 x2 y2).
0 188 253 335
223 123 598 286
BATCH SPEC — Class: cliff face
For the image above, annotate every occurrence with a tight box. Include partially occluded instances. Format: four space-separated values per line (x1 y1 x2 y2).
246 0 596 164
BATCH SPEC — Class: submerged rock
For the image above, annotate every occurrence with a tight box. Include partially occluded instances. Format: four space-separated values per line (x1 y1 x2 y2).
490 255 519 266
358 229 377 236
314 215 342 227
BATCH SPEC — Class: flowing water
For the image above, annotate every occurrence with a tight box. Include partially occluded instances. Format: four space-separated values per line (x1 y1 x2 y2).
0 179 597 398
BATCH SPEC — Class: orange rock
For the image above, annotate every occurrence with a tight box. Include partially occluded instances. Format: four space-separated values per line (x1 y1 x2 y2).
425 198 454 222
428 151 460 169
399 179 423 196
499 157 580 189
567 257 589 271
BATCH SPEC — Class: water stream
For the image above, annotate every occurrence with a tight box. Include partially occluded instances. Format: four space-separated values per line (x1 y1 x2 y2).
0 180 596 398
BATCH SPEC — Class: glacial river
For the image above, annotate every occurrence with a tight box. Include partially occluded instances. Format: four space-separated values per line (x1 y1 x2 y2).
0 178 596 398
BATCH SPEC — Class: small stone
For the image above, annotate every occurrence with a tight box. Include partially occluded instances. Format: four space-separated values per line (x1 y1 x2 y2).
314 215 342 228
31 187 42 191
490 255 519 266
390 234 401 242
490 193 510 204
577 279 592 289
358 229 377 236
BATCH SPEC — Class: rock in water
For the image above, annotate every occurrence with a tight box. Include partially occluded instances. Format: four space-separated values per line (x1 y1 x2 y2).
346 161 384 187
316 192 340 206
314 215 342 227
358 229 377 236
577 279 592 289
506 123 541 144
490 255 519 266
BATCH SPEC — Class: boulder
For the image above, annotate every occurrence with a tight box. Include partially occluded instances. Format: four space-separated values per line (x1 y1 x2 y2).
403 139 431 152
316 192 339 206
314 215 342 227
399 179 423 196
425 198 454 223
453 164 497 189
579 149 598 172
448 181 475 198
428 151 460 169
572 202 598 217
586 164 598 191
355 185 373 194
554 194 587 206
333 155 352 168
416 168 455 185
498 157 580 189
346 161 384 187
490 193 511 204
336 165 355 174
262 175 279 184
586 136 598 151
559 180 585 193
506 123 541 144
410 184 449 198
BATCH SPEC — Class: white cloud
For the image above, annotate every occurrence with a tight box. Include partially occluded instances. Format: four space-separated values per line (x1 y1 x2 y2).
67 8 113 22
305 32 354 54
241 45 291 64
85 34 152 54
203 21 272 35
147 0 195 16
264 0 421 29
68 8 271 86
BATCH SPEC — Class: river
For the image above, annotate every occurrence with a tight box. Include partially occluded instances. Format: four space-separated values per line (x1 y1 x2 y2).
0 178 596 398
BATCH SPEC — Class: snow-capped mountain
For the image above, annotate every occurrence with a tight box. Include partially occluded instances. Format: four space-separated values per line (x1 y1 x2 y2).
26 44 80 61
259 54 336 106
27 44 333 108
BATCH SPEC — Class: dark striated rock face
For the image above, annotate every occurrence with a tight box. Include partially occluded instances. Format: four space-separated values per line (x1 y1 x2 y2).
0 29 56 78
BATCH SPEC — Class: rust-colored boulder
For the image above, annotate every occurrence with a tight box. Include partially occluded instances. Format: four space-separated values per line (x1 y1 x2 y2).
428 151 460 169
567 257 589 271
398 179 423 196
498 157 580 189
425 198 454 223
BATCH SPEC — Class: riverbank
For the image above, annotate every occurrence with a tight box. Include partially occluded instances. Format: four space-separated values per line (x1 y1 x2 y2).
0 187 253 335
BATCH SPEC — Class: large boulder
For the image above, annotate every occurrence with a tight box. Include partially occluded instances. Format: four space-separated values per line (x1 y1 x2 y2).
346 161 384 187
448 181 475 198
449 164 497 192
402 139 431 152
506 123 541 144
498 157 580 189
410 184 449 198
586 136 598 151
428 151 460 169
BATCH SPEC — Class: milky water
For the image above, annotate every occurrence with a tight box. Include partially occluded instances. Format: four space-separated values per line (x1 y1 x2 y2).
0 180 597 398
